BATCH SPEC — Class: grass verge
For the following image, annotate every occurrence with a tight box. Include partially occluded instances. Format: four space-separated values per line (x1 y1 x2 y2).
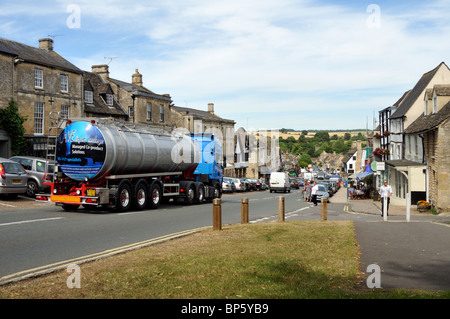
0 221 448 299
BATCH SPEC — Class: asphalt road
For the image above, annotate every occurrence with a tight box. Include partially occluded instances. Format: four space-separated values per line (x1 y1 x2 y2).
0 189 311 283
1 190 450 291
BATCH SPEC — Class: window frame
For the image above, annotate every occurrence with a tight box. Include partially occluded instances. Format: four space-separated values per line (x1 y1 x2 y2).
60 74 68 93
34 68 43 89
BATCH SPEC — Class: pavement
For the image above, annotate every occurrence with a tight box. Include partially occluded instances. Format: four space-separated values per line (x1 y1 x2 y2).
329 187 450 291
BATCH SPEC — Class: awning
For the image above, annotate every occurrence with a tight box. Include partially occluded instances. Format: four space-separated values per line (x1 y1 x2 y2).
357 171 373 179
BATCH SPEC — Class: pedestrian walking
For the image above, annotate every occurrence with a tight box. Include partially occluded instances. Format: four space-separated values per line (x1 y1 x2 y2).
305 181 312 202
378 180 392 216
311 181 319 206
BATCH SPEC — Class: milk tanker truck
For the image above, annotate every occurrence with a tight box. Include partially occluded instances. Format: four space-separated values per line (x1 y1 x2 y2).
37 119 223 212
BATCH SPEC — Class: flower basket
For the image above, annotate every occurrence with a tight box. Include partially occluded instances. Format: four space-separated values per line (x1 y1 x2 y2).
374 133 381 138
417 200 431 212
383 131 390 136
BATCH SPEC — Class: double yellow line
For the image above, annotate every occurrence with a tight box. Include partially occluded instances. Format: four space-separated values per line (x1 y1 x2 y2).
0 227 207 286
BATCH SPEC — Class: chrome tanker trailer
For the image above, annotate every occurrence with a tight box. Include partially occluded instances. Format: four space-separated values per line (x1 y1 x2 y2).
37 119 223 212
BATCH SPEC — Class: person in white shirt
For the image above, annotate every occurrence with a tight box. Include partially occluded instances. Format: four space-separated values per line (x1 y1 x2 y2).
311 181 319 206
378 180 392 216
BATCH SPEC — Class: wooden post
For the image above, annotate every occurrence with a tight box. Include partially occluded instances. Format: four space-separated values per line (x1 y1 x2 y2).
213 198 222 230
241 197 249 224
321 198 327 221
278 196 285 222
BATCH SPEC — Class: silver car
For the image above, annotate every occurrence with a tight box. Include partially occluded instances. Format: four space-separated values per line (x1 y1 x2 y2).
0 157 28 198
9 156 55 197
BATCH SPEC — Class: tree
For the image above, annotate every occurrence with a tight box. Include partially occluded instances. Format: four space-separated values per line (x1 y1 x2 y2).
0 100 27 156
302 130 308 136
314 131 330 142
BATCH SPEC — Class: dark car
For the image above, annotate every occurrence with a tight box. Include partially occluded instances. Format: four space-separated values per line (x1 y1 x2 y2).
289 177 299 189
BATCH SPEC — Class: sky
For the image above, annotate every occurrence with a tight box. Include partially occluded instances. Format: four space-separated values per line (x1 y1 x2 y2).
1 0 450 131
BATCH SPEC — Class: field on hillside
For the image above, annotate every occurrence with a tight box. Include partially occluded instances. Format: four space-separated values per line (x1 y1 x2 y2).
278 131 366 139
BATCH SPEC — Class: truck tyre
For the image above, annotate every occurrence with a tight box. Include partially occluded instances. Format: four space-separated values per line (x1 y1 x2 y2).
133 181 148 210
116 182 132 212
149 183 162 209
196 184 205 204
185 184 196 205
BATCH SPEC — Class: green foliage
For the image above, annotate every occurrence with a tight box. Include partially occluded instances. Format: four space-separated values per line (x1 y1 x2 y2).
0 100 27 156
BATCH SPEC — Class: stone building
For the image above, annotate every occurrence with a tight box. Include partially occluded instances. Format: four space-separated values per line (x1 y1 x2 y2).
0 37 83 157
171 103 235 176
83 71 128 121
405 84 450 212
91 65 173 130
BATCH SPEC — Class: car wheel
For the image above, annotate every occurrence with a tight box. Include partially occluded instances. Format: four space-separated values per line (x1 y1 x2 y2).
27 180 38 197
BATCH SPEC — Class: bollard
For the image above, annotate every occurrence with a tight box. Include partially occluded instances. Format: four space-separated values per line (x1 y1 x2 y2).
382 197 388 221
213 198 222 230
241 197 249 224
278 196 285 222
321 198 327 221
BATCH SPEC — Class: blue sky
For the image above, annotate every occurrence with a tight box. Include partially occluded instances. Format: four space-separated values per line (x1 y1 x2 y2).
2 0 450 131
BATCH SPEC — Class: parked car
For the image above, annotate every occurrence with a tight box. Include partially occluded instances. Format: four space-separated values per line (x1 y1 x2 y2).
222 178 236 193
9 156 55 197
238 178 250 191
259 179 269 190
230 178 246 192
246 178 261 190
247 178 257 190
0 157 28 198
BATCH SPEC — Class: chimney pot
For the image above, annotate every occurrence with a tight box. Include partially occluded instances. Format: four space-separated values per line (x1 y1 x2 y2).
39 38 53 51
208 103 214 114
132 68 143 87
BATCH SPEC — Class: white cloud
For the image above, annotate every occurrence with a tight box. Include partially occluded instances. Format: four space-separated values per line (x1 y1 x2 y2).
2 0 450 129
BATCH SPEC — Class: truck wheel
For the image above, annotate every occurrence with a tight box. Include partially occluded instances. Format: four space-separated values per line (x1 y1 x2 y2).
185 184 195 205
133 182 148 210
117 183 132 212
196 184 205 204
149 183 162 209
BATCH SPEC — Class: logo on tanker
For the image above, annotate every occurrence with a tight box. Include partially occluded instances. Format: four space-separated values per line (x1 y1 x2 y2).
56 122 106 181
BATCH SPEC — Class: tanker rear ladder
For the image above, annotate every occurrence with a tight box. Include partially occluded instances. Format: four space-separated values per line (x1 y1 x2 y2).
45 111 67 162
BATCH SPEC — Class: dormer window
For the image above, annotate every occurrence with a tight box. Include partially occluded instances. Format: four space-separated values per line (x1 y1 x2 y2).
106 94 113 106
433 96 438 113
85 90 93 104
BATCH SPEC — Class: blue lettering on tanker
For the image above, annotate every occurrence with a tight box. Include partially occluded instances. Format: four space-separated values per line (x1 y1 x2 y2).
56 122 106 181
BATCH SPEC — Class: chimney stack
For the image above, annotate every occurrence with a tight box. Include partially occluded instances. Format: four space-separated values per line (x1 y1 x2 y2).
39 38 53 51
208 103 214 114
91 64 110 81
132 68 143 87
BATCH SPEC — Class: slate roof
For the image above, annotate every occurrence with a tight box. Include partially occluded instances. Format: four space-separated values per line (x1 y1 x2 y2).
405 100 450 134
0 37 82 74
341 148 357 164
83 71 128 118
108 78 172 102
172 105 235 123
390 62 449 119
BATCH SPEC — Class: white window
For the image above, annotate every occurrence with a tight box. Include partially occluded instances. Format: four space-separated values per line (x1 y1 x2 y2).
34 102 44 135
84 90 93 104
106 94 113 106
61 105 69 119
34 68 43 89
60 74 68 92
425 100 429 116
159 104 164 122
129 106 134 119
146 102 151 120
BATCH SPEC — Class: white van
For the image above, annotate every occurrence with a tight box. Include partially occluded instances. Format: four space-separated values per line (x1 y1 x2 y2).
269 172 290 193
